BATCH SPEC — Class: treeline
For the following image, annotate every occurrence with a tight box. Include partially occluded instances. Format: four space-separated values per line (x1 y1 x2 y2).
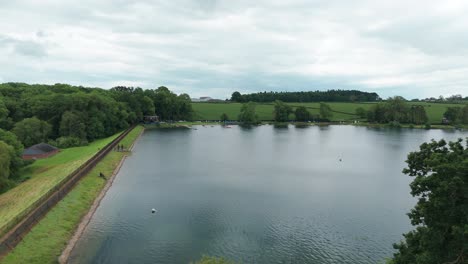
0 83 192 191
230 90 380 102
233 100 334 125
443 106 468 124
364 96 429 125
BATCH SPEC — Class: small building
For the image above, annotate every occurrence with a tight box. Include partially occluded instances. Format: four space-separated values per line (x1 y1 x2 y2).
22 143 59 160
191 96 213 102
143 115 160 123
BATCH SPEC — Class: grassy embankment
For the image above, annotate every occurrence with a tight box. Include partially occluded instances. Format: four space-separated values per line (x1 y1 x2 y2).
192 102 462 124
0 133 121 236
0 125 143 264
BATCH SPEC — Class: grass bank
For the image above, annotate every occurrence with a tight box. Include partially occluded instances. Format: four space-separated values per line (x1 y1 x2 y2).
0 125 143 264
0 133 121 236
192 102 462 124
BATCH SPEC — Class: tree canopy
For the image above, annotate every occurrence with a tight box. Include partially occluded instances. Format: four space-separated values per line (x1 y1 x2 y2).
12 117 52 147
0 82 192 191
367 97 430 125
444 105 468 125
294 106 310 121
319 103 333 120
273 100 293 122
391 138 468 264
238 102 259 125
0 140 14 191
230 90 380 103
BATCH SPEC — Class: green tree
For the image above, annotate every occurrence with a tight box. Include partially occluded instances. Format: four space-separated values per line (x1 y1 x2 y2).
231 91 242 102
385 96 409 123
0 129 24 179
13 117 52 147
295 106 310 121
319 103 333 120
0 141 14 191
238 102 258 125
355 107 367 119
458 105 468 124
59 111 86 139
141 95 156 116
444 107 461 124
391 139 468 264
273 100 292 122
220 113 229 122
0 97 8 120
409 105 428 125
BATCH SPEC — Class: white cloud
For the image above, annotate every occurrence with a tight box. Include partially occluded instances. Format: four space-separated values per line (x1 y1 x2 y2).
0 0 467 98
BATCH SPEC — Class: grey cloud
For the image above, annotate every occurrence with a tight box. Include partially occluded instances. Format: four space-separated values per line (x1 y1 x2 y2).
0 0 467 98
0 35 47 57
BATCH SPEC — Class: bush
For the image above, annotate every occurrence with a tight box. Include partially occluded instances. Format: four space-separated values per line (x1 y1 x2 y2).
424 123 431 129
388 121 401 128
50 136 88 148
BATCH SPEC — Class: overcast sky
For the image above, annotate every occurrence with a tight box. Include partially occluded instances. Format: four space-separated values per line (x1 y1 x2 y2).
1 0 468 99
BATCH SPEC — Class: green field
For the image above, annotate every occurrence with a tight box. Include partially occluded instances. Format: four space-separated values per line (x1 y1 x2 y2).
1 125 143 264
0 132 122 236
192 102 462 124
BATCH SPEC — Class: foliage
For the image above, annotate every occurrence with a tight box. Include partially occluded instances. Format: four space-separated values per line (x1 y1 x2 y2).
295 106 310 121
142 86 193 121
355 107 367 119
273 100 292 122
391 139 468 264
192 101 455 124
230 90 380 102
238 102 259 125
0 83 191 184
384 96 409 122
319 103 333 120
231 91 242 102
409 105 428 125
367 97 431 125
59 111 86 140
12 117 51 147
220 113 229 122
50 136 88 148
0 141 14 191
0 129 24 179
443 105 468 124
192 256 235 264
0 96 8 121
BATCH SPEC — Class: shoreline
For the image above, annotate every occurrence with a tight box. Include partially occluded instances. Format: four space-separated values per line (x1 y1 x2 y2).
145 121 463 131
58 127 144 263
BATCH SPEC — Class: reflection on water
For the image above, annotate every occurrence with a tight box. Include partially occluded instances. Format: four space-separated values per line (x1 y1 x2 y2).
69 125 466 264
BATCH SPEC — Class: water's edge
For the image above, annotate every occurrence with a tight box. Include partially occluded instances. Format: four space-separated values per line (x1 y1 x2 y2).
59 127 145 263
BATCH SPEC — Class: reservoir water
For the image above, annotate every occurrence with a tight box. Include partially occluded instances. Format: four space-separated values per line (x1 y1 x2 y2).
68 125 466 264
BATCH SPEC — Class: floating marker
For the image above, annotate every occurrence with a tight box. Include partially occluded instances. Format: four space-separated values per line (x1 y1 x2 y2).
152 208 156 213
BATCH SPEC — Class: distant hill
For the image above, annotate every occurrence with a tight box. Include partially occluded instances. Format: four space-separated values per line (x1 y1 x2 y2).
230 90 380 103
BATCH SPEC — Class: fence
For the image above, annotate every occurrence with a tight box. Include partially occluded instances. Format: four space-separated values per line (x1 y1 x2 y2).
0 124 137 256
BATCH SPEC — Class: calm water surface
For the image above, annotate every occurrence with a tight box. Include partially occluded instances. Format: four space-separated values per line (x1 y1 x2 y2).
69 125 466 264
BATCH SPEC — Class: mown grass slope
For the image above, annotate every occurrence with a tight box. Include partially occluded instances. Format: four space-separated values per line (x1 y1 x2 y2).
0 133 121 235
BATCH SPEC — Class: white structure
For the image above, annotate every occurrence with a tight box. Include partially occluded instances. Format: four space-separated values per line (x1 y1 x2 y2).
191 96 213 102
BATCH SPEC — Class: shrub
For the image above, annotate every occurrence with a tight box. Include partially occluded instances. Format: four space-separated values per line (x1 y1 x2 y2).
51 136 88 148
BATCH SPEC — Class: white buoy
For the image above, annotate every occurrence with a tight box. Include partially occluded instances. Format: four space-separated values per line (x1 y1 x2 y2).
152 208 156 213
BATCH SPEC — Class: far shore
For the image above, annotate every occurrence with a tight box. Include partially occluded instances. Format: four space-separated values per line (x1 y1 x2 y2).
144 121 465 131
